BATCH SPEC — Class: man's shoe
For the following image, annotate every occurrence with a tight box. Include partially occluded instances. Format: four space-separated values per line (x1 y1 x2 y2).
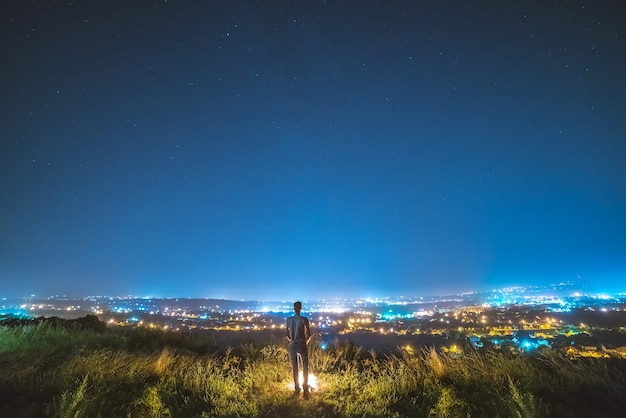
303 387 310 399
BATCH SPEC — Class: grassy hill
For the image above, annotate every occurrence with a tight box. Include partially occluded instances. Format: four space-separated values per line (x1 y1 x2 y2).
1 319 625 417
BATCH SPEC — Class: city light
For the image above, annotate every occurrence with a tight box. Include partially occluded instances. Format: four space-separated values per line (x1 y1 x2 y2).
3 283 626 361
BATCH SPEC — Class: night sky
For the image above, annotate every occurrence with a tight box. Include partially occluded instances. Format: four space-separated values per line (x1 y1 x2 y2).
2 1 625 301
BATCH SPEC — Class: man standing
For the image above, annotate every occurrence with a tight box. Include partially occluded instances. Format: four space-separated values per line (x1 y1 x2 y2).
286 301 311 397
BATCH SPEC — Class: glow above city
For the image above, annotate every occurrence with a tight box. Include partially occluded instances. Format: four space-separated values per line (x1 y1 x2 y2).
1 2 625 300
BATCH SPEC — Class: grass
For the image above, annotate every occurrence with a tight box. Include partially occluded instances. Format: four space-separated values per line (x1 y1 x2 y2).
1 323 626 417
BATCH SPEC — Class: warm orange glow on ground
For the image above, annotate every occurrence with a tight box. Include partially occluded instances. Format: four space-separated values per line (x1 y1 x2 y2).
287 372 318 391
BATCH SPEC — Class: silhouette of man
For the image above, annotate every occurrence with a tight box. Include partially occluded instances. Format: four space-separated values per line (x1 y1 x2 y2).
286 301 311 397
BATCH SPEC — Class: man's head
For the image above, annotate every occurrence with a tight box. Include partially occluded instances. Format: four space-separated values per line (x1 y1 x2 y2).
294 301 302 314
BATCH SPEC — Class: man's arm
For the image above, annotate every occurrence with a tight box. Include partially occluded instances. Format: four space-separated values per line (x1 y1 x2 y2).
305 318 311 344
285 317 292 341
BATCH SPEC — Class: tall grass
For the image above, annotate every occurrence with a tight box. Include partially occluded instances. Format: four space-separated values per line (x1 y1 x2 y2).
1 324 625 417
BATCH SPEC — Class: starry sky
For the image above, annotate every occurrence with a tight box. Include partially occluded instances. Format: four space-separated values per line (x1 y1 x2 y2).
1 1 625 301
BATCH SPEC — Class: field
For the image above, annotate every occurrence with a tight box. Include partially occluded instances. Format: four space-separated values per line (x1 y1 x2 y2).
1 320 625 417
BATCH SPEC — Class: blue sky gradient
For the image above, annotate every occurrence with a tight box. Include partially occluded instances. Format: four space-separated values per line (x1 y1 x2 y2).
1 1 625 300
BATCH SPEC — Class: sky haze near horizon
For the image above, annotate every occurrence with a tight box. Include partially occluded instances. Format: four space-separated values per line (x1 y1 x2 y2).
1 1 625 300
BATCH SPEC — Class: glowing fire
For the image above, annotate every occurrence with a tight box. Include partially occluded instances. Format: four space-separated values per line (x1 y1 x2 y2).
287 372 317 391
